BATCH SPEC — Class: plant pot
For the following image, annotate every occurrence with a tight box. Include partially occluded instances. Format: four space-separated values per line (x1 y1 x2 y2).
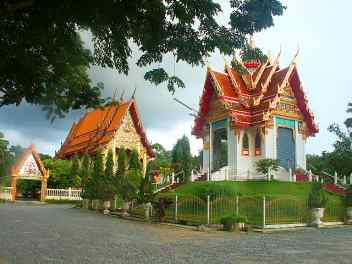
233 222 245 232
103 200 111 215
238 222 245 231
346 207 352 224
144 202 152 220
223 223 234 232
311 208 325 227
122 201 130 216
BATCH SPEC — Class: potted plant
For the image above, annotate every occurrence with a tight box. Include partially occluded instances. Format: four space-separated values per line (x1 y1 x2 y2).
345 185 352 224
137 176 156 220
220 215 247 232
308 183 328 227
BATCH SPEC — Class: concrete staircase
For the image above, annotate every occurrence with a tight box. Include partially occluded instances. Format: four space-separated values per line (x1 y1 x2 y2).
295 170 347 196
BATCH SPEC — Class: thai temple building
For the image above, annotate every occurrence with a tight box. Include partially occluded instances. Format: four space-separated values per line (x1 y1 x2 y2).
56 99 155 174
192 40 319 181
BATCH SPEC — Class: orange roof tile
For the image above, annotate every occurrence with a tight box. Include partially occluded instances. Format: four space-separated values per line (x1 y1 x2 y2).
56 100 155 159
192 62 318 138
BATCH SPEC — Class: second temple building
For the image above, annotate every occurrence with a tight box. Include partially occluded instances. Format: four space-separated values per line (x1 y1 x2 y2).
192 41 319 181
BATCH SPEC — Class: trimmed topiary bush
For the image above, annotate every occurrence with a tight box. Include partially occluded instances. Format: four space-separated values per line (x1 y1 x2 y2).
220 214 247 231
308 183 328 209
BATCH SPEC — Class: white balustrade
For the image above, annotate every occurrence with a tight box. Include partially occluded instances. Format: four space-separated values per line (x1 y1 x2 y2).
46 188 82 200
0 187 13 200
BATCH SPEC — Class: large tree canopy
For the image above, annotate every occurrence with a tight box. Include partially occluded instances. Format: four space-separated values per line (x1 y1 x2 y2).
307 102 352 178
0 0 285 118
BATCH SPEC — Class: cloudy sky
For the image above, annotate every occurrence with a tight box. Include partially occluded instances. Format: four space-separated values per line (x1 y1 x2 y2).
1 0 351 156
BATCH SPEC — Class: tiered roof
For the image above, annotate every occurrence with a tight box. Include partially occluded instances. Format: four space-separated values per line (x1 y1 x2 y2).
192 50 319 138
56 99 155 159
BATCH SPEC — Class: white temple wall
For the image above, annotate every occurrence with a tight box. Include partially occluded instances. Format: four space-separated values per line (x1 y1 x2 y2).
227 126 236 173
263 127 276 160
295 131 306 170
202 148 210 174
235 128 264 178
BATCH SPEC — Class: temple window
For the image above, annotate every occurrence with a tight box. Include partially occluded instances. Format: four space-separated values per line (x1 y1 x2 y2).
255 130 261 156
242 132 249 156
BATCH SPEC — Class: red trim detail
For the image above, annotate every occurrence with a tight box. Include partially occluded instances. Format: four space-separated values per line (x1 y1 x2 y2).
255 148 261 156
242 149 249 156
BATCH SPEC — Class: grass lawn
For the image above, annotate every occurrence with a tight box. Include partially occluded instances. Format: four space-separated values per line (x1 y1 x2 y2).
158 181 344 225
161 181 342 201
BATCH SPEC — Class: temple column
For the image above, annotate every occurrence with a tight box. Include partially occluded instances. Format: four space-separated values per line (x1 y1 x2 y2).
40 178 47 202
227 119 234 179
40 171 49 202
209 122 213 181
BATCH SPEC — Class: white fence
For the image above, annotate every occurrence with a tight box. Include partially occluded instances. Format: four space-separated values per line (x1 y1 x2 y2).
0 187 12 200
153 172 176 193
46 188 82 200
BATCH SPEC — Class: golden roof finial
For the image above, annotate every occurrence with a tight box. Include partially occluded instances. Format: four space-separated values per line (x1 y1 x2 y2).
292 44 300 65
112 87 118 103
274 45 282 65
249 35 256 49
206 62 213 71
222 54 228 66
267 50 273 65
120 90 125 103
131 85 137 99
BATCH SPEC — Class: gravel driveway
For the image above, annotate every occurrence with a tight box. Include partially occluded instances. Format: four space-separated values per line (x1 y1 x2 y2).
0 203 352 264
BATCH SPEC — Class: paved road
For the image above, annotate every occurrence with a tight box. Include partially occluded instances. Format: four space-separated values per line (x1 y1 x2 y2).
1 203 352 264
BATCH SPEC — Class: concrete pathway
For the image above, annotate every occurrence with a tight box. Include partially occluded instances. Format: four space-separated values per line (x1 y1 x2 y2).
0 203 352 264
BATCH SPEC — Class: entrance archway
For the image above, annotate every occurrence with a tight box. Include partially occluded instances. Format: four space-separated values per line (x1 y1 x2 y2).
10 145 49 202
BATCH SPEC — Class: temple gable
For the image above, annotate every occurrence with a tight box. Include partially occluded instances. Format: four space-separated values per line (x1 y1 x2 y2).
114 110 144 155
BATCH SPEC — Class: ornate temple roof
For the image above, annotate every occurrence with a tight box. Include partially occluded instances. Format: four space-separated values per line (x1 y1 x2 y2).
11 144 47 177
56 99 155 159
192 49 319 138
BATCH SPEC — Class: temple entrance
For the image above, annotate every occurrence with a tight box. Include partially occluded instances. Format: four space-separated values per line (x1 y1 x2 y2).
277 127 296 170
10 145 49 202
15 179 41 201
213 127 228 171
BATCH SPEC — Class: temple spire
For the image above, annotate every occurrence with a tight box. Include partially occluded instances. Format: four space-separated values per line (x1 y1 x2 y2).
112 87 118 103
131 85 137 99
291 45 300 65
267 50 273 65
249 35 256 49
120 90 125 103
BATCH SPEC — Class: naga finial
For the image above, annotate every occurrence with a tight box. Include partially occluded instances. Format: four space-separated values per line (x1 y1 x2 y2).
292 44 300 65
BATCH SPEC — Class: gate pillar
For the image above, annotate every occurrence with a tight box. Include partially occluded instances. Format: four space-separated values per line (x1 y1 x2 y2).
10 175 17 201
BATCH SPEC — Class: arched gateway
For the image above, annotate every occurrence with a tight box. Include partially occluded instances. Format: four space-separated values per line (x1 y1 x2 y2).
10 144 49 202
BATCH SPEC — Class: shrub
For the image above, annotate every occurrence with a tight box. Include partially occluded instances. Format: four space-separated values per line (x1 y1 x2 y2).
220 214 247 231
256 159 279 180
308 183 328 208
345 185 352 207
152 197 173 222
